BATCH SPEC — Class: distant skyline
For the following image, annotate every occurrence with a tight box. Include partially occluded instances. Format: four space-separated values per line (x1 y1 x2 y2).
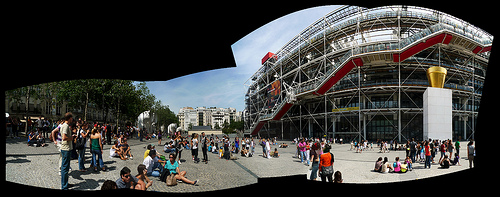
146 5 342 115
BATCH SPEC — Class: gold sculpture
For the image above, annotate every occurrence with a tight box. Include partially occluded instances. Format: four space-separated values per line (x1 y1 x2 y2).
427 66 447 88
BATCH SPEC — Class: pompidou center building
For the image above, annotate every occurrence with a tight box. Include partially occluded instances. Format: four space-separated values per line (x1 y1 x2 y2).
243 5 493 142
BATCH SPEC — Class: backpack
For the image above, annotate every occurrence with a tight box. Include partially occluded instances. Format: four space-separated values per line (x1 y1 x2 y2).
75 130 85 150
160 167 170 182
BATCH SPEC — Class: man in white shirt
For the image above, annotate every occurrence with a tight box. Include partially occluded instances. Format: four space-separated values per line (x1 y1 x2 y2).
143 150 165 177
60 112 74 190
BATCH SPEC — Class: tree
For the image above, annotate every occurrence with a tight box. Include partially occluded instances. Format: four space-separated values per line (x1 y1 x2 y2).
153 101 179 132
230 120 244 132
222 120 235 134
7 79 172 131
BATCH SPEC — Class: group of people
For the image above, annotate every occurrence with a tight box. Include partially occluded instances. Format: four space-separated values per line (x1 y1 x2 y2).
100 152 198 190
48 112 145 190
310 141 343 183
291 137 343 183
6 115 53 139
373 138 476 174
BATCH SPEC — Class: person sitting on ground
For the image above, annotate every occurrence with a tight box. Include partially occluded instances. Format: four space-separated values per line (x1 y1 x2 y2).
208 142 213 153
36 132 48 147
374 157 383 172
136 164 153 190
164 153 198 185
101 180 118 190
144 144 153 160
116 167 140 190
143 150 166 177
379 157 393 173
121 138 133 159
272 148 280 158
440 155 451 169
333 171 343 183
230 144 236 153
393 157 407 173
240 147 249 157
110 140 125 160
163 141 176 153
451 153 460 166
28 130 37 146
279 143 288 148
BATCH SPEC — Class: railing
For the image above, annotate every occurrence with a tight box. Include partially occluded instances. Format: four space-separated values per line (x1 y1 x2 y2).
249 6 493 85
246 6 492 134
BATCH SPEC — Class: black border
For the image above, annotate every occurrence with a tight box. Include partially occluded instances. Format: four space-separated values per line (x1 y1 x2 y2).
3 0 496 193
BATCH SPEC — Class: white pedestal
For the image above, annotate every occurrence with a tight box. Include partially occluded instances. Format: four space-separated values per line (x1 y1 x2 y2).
423 87 452 141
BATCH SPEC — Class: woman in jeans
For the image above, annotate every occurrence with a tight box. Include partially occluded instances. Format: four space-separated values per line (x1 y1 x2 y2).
424 141 432 169
90 128 105 171
77 121 89 171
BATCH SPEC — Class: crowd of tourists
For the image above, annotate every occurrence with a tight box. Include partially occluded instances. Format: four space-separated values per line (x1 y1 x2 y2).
371 138 476 173
9 111 475 189
46 111 289 190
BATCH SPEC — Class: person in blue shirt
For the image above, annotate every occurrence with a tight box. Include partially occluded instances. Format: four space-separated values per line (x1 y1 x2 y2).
27 130 36 146
165 153 198 185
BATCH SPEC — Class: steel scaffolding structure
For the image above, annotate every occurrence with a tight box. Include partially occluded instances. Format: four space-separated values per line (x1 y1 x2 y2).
244 5 492 142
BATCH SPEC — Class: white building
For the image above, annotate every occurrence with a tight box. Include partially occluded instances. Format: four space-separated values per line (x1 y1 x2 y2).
178 106 241 131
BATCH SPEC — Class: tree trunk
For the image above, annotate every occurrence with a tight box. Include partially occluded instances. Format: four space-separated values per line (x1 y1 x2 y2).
84 92 88 121
24 86 30 135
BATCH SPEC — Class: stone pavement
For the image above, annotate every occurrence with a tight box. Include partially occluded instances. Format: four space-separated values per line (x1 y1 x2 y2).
304 142 473 183
5 136 474 192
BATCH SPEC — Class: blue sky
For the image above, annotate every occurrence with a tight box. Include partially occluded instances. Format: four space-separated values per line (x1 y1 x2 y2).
146 5 342 115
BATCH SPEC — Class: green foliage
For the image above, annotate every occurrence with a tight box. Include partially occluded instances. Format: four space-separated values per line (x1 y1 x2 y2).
221 119 244 134
6 79 176 128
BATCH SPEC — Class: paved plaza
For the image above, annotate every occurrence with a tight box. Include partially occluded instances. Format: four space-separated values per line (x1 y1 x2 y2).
5 135 474 192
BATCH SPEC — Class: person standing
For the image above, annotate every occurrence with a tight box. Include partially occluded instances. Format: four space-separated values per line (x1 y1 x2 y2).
60 112 75 190
310 142 321 180
297 138 307 164
191 133 199 163
261 138 267 158
234 137 240 154
36 116 43 137
106 123 112 145
157 130 162 146
319 144 334 182
439 140 447 164
77 121 89 172
447 139 454 160
467 141 475 168
265 139 271 159
201 132 208 164
424 141 432 168
90 127 105 171
454 140 461 158
409 138 417 163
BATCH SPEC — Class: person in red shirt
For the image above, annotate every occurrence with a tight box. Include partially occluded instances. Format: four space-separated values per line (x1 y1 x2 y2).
424 141 432 168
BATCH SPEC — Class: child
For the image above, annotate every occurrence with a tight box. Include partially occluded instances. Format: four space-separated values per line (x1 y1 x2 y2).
404 156 413 171
219 146 223 159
